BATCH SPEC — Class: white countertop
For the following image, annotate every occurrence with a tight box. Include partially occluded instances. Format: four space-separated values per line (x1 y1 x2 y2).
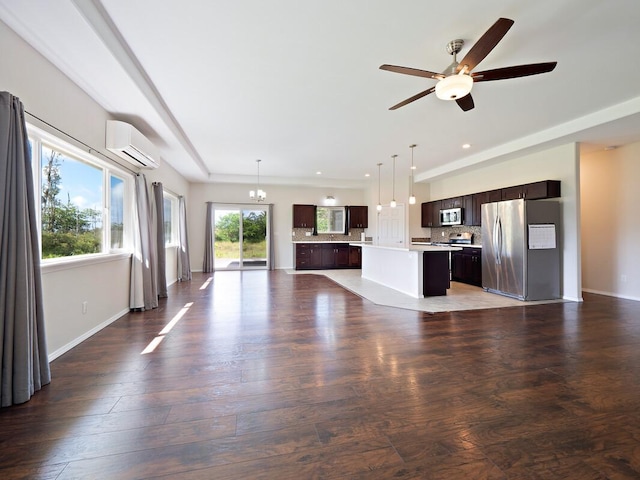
355 243 462 252
411 242 482 249
293 240 372 244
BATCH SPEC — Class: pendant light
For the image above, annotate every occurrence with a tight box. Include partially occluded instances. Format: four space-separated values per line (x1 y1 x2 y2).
409 144 417 205
376 162 383 211
249 159 266 202
390 154 397 208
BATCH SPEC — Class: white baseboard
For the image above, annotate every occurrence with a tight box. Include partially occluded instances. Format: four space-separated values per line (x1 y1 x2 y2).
582 288 640 302
48 308 130 362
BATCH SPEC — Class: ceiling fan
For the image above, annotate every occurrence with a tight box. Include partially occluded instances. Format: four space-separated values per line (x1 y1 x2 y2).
380 18 557 112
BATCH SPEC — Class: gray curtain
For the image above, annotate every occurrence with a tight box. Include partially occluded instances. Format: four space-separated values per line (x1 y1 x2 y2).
203 202 214 273
0 91 51 406
152 182 167 298
177 196 192 282
130 173 158 310
268 204 275 270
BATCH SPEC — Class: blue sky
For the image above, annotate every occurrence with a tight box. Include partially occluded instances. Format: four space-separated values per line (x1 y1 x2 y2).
55 154 103 210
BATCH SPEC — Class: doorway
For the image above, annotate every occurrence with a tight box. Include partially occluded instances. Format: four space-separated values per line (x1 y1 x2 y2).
213 205 269 270
377 204 405 246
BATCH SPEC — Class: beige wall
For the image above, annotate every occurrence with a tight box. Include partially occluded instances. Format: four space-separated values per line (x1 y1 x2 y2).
189 183 367 270
1 21 189 358
581 143 639 300
2 13 635 362
416 143 582 301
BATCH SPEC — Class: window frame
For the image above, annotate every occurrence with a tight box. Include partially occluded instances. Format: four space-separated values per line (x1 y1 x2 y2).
27 124 134 264
163 190 179 247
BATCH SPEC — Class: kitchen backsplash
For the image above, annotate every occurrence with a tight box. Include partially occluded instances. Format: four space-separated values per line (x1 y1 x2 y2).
292 226 481 244
292 228 364 242
430 225 482 244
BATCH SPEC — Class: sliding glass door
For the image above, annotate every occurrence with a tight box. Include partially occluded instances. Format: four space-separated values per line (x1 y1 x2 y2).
213 205 268 270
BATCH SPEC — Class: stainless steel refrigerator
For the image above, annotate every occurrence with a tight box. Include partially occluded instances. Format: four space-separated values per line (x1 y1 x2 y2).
481 199 560 300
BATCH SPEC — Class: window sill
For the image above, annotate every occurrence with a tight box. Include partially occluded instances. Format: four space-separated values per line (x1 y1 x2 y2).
41 252 132 275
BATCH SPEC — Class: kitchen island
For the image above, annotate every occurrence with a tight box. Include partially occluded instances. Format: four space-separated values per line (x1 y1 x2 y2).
355 244 462 298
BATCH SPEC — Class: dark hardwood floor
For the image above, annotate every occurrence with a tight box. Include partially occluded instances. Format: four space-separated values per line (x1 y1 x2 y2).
1 271 640 479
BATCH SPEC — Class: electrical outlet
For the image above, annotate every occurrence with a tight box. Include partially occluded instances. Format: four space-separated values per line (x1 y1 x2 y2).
441 231 445 237
305 231 312 236
82 301 88 314
292 231 295 237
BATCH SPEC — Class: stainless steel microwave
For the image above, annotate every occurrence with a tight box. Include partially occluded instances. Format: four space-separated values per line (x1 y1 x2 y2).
440 207 463 226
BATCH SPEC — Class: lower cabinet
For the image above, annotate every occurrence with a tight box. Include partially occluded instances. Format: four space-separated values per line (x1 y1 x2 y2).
322 244 350 268
349 246 362 268
295 243 361 270
451 247 482 287
295 243 323 269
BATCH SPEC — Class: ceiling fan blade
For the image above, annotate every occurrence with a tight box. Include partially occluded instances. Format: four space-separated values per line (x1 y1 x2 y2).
389 87 436 110
455 94 474 111
456 18 514 73
380 64 442 80
472 62 558 82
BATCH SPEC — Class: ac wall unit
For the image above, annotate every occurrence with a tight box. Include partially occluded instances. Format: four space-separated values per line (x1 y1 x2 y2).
105 120 159 169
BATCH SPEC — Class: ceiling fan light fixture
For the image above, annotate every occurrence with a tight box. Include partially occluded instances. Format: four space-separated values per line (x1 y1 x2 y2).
435 73 473 101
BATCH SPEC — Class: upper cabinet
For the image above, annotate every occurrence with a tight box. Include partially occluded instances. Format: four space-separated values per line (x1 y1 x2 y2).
422 181 561 228
421 200 441 227
292 204 316 228
501 180 561 201
470 189 502 226
347 206 368 229
440 197 463 209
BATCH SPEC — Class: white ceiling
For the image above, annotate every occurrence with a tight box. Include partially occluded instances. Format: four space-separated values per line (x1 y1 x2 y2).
2 0 640 187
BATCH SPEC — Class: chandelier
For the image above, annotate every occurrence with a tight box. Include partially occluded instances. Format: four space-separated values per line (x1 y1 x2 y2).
249 159 266 202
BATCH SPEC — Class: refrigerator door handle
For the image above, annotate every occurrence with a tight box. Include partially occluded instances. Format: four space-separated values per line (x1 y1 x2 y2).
493 215 502 265
497 217 503 265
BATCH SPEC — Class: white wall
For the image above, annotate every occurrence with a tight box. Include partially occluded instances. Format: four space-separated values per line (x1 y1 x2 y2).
188 183 366 270
1 21 189 358
364 168 432 244
420 143 582 301
581 143 640 300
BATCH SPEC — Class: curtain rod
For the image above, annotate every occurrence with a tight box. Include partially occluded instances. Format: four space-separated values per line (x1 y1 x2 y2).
206 201 274 206
25 110 137 175
152 182 180 198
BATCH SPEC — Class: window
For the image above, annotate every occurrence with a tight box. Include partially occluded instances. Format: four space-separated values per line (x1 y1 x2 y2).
163 191 179 246
316 206 346 234
28 125 132 260
110 175 125 249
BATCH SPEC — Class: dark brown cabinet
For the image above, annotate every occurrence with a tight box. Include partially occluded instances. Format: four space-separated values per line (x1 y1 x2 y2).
441 197 463 209
347 206 368 229
295 243 323 269
471 189 502 226
451 247 482 287
421 200 441 227
422 180 560 229
421 202 432 227
463 195 474 226
349 246 362 268
501 180 561 201
295 243 357 270
423 251 451 296
292 204 316 228
322 244 350 268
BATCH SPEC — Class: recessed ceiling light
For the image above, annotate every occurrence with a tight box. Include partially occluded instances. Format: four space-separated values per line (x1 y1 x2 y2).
365 173 370 177
316 171 322 175
462 143 471 149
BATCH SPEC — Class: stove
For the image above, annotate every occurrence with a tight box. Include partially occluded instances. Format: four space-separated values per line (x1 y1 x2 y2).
434 232 473 246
